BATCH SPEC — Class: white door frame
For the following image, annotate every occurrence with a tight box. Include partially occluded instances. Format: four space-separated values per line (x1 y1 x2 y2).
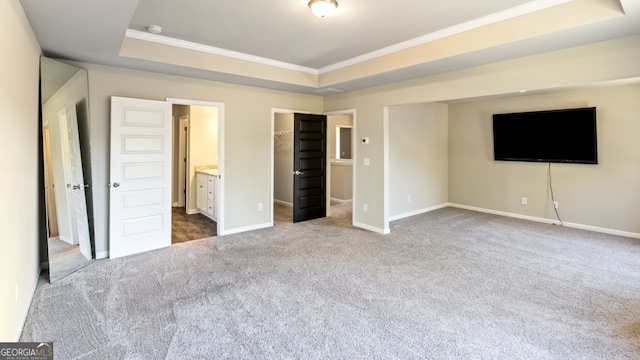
167 98 226 235
177 115 189 208
43 126 59 237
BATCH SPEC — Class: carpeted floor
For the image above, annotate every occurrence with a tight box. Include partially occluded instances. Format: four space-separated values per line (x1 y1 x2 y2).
20 204 640 359
47 237 92 283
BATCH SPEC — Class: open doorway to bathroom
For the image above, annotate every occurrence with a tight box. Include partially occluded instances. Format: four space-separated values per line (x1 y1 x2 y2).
171 103 220 243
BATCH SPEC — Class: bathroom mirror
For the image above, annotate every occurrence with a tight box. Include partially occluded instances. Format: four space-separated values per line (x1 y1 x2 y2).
41 56 95 282
336 125 352 159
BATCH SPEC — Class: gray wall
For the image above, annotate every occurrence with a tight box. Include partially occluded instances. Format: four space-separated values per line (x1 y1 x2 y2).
5 2 640 340
325 35 640 234
82 63 322 257
389 103 448 219
330 162 353 201
448 84 640 234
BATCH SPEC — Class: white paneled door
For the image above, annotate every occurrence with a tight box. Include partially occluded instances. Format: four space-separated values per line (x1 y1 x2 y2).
109 96 172 258
59 100 92 260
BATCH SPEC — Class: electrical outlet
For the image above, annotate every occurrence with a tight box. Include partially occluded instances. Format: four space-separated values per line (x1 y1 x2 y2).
364 158 370 166
553 201 559 209
257 203 263 212
521 197 528 205
407 195 412 202
363 203 368 212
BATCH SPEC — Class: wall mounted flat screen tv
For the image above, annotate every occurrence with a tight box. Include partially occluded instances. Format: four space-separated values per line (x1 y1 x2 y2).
492 107 598 164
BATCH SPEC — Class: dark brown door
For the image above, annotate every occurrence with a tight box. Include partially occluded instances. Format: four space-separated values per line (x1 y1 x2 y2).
293 113 327 223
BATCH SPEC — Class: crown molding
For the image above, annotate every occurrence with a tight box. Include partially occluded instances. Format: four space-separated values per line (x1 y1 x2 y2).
125 0 570 77
125 29 319 75
318 0 571 73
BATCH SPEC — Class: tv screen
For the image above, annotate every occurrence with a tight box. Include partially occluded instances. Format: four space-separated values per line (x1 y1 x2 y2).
492 107 598 164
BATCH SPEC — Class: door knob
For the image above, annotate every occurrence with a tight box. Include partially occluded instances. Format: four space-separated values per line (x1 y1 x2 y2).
294 170 304 175
113 182 120 188
73 184 82 190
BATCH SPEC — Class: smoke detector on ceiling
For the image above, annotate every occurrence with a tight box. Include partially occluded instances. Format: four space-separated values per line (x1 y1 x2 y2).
147 25 163 35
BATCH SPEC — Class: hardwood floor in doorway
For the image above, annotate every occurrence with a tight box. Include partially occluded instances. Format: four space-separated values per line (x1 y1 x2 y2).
172 207 217 244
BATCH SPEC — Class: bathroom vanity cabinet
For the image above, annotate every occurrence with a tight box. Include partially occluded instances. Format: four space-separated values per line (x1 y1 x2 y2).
196 171 217 221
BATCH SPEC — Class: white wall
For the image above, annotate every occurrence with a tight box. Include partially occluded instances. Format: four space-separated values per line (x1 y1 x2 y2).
187 105 218 212
274 113 294 205
448 84 640 234
0 0 41 341
388 103 448 220
324 35 640 234
81 63 322 256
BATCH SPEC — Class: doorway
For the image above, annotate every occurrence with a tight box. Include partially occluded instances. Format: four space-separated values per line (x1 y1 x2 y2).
271 109 355 225
169 98 225 242
108 97 225 258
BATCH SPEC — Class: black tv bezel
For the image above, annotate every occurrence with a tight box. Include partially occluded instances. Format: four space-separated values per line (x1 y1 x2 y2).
492 107 598 165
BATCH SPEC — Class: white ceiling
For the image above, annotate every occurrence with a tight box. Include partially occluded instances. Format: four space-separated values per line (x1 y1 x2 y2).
130 0 537 69
19 0 640 95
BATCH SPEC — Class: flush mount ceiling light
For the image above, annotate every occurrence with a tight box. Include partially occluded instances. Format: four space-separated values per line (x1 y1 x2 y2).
308 0 338 18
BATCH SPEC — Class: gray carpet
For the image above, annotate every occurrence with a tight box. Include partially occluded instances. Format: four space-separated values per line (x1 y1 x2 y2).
20 204 640 359
47 237 92 283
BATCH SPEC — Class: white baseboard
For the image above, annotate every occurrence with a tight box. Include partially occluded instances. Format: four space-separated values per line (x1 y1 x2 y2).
219 222 272 236
561 221 640 239
389 203 448 222
353 221 389 234
274 199 293 207
172 202 179 207
186 208 200 215
96 251 109 259
448 203 640 239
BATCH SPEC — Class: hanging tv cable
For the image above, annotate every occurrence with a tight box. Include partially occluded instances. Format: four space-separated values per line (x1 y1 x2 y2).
548 162 564 226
